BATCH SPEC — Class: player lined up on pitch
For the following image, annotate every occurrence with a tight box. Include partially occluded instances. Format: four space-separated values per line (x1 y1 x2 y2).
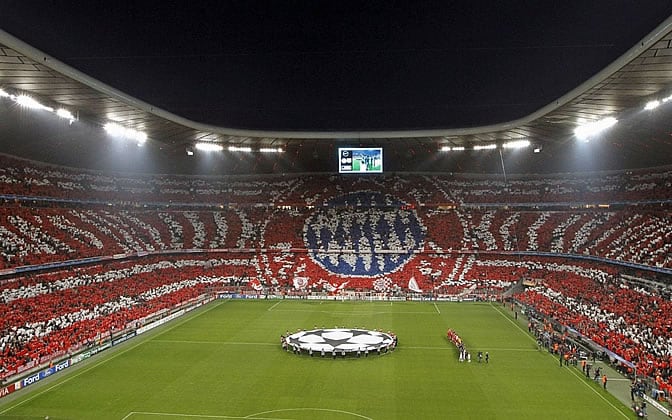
447 329 488 364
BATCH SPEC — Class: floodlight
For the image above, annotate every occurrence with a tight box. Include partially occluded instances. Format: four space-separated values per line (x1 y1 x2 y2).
502 139 531 149
16 95 52 111
229 146 252 152
260 147 283 153
104 122 148 143
441 146 466 152
135 131 147 143
473 144 497 150
533 146 542 153
0 89 9 97
56 108 75 121
644 100 660 111
195 142 223 152
104 122 125 136
574 117 617 140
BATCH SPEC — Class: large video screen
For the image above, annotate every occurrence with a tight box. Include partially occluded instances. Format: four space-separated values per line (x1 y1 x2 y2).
338 147 383 173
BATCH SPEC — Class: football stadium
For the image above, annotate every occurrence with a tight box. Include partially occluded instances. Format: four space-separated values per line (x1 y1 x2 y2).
1 3 672 419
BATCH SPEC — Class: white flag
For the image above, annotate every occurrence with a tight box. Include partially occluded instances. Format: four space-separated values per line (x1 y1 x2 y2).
293 277 308 290
408 276 422 293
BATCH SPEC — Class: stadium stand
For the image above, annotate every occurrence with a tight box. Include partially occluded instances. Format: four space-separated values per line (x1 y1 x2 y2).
516 273 672 398
0 153 670 395
1 153 671 205
0 204 669 270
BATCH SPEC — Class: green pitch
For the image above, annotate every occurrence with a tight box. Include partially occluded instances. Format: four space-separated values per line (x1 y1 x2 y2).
0 300 633 419
352 159 381 172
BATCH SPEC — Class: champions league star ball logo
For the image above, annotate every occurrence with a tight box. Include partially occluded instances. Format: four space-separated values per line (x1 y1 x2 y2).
303 192 425 277
285 328 395 354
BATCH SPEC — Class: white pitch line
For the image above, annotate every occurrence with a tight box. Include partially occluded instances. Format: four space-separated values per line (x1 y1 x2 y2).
157 341 554 352
268 309 435 315
433 302 441 314
489 303 631 419
267 300 282 311
563 366 630 419
403 346 537 351
248 407 373 420
152 339 277 346
122 407 372 420
122 411 296 420
489 303 537 344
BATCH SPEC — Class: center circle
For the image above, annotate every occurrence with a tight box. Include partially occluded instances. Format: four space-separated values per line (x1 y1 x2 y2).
303 191 425 277
284 328 396 354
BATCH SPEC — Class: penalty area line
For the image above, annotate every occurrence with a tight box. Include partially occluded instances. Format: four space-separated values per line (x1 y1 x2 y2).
121 408 372 420
248 407 373 420
433 302 441 314
267 300 282 311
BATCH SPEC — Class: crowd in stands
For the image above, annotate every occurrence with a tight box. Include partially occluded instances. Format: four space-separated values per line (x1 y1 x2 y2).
0 153 669 270
0 203 669 271
0 154 293 205
429 169 672 204
0 205 246 268
515 273 672 398
446 208 671 268
1 153 671 206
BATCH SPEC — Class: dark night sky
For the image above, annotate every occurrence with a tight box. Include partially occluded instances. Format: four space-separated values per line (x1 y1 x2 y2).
2 1 672 131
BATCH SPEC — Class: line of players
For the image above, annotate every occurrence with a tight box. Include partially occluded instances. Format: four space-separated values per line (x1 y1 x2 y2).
447 329 488 363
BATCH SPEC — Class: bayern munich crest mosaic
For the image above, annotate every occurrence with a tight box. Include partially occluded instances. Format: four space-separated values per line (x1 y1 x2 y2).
303 192 425 277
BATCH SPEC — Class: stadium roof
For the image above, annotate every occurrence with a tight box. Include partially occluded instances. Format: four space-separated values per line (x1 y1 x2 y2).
1 3 672 174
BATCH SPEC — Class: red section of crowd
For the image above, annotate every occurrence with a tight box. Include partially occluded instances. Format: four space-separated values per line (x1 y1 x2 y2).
515 273 672 397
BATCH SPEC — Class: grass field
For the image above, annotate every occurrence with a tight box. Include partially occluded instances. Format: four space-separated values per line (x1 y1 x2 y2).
0 300 634 420
351 159 381 172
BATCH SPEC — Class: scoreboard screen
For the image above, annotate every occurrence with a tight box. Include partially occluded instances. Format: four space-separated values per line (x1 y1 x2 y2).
338 147 383 173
